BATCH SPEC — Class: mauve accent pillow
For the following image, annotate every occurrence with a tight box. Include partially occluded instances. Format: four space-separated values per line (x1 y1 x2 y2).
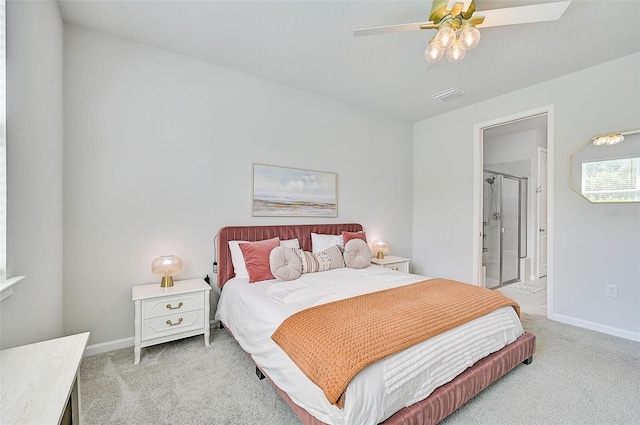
342 231 367 244
344 239 372 269
269 246 302 281
239 237 280 283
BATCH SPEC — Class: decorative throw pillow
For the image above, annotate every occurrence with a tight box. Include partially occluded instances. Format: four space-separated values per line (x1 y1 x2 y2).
280 238 300 249
269 246 302 281
228 240 249 279
311 233 344 253
344 239 372 269
239 237 280 283
298 245 345 273
342 231 367 244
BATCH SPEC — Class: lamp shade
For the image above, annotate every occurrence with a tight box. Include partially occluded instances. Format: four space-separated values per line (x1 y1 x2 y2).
424 38 444 62
151 255 183 287
372 240 390 259
459 24 481 50
434 26 456 49
447 40 466 62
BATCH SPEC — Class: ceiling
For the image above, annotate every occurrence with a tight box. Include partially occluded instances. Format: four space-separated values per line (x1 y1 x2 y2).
57 0 640 123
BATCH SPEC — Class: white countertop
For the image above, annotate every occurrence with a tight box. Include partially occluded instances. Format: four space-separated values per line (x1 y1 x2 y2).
1 332 90 425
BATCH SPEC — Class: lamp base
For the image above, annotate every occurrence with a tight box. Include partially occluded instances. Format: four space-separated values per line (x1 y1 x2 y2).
160 276 174 288
376 252 385 259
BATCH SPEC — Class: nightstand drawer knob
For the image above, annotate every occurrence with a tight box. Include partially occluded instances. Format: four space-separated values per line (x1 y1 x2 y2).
166 302 183 310
166 318 183 326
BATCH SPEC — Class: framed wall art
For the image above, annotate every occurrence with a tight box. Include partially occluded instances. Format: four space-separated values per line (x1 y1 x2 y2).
252 164 337 217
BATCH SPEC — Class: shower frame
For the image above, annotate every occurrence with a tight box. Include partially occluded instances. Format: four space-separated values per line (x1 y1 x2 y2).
483 169 528 288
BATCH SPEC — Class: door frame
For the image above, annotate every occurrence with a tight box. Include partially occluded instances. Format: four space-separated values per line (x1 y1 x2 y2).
537 147 548 278
472 105 555 317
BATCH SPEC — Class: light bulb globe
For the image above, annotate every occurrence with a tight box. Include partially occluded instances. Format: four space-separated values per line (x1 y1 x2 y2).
447 41 466 62
424 39 444 62
435 26 456 49
460 25 481 50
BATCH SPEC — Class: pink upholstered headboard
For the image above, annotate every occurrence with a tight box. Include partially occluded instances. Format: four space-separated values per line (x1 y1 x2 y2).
216 223 363 288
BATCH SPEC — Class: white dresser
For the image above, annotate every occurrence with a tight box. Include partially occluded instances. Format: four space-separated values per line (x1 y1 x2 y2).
132 278 211 365
371 255 411 273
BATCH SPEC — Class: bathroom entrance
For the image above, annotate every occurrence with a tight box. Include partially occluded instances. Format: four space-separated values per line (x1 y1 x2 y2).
475 110 549 289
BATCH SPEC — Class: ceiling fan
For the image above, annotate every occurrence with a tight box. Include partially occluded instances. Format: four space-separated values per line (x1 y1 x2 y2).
354 0 571 63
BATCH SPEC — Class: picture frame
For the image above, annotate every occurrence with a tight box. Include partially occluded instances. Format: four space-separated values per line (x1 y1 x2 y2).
252 164 338 217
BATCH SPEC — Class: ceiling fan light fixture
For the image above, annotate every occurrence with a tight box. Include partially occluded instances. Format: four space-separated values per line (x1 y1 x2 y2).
447 39 466 62
459 23 481 50
425 38 445 62
354 0 572 66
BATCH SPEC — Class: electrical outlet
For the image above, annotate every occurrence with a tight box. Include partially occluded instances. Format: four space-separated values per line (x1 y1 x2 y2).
606 284 618 298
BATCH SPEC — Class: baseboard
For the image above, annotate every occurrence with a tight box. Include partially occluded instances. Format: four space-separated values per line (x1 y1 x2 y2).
85 336 134 357
548 312 640 342
83 319 220 357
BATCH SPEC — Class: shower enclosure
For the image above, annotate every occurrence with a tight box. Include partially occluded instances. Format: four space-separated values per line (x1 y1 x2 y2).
482 170 528 288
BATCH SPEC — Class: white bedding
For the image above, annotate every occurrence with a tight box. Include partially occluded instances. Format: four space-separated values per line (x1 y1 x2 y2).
215 266 524 425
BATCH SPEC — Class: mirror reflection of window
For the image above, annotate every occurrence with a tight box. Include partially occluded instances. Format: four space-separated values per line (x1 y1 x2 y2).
581 156 640 202
570 129 640 204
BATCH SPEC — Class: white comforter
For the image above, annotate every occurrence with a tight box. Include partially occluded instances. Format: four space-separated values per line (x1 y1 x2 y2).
215 266 523 425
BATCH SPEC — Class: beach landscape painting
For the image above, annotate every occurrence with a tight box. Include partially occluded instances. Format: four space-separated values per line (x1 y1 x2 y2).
252 164 337 217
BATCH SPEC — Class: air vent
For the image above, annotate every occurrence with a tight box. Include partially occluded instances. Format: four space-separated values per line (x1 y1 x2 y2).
431 87 465 102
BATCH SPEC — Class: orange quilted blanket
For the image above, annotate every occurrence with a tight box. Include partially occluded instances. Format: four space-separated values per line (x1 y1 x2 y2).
271 278 520 408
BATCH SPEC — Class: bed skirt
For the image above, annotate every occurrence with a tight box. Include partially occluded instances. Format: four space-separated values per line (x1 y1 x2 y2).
259 332 536 425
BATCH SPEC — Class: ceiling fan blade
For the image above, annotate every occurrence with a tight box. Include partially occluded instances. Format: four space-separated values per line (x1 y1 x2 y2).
447 0 474 14
475 0 571 28
353 21 434 37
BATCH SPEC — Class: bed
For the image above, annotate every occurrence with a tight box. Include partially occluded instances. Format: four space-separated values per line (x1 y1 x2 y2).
214 223 535 425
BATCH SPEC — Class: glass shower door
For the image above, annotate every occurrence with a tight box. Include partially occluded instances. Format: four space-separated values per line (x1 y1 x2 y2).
501 176 520 284
483 171 527 288
482 172 501 289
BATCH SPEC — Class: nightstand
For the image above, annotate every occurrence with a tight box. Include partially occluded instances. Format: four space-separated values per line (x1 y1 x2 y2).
371 256 410 273
132 278 211 365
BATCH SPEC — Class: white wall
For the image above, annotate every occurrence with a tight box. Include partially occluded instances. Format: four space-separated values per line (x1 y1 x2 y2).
1 1 65 349
63 25 414 347
413 53 640 340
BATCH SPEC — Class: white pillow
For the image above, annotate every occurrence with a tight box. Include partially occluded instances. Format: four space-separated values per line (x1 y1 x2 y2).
228 240 249 279
311 233 344 253
280 238 300 249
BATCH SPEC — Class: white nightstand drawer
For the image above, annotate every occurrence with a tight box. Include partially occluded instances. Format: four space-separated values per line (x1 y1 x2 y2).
142 292 204 319
371 256 410 273
383 262 409 273
142 310 204 341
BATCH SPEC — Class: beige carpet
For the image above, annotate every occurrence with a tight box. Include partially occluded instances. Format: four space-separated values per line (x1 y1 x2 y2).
80 315 640 425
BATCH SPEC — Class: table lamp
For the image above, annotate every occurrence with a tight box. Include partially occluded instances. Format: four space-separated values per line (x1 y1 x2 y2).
372 240 389 259
151 255 183 287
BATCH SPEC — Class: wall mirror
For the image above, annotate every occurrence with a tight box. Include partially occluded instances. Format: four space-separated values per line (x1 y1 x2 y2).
570 128 640 203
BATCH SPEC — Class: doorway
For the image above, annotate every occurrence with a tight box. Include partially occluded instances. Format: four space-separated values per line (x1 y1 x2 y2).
473 107 552 309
